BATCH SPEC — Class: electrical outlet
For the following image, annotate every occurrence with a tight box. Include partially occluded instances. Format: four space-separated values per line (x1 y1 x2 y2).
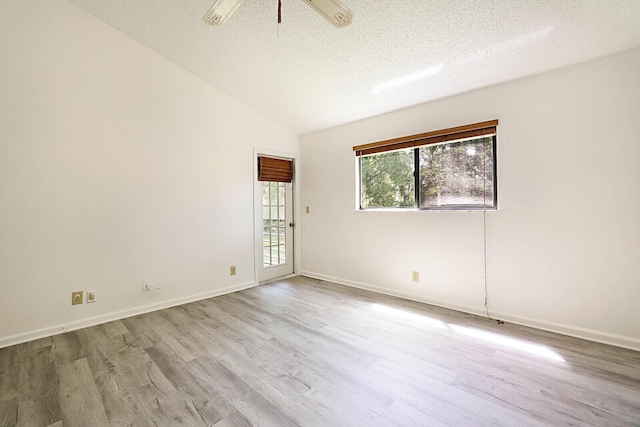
71 291 83 305
142 281 150 291
87 290 96 303
230 266 237 276
412 271 419 283
306 206 310 213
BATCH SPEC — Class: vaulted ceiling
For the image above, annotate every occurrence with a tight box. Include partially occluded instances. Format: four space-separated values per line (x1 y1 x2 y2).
66 0 640 134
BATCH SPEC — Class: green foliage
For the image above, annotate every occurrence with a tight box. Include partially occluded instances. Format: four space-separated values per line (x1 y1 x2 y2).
360 137 495 209
419 137 494 207
361 150 414 208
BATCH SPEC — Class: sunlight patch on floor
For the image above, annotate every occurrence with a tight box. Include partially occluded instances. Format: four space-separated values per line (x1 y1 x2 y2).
449 324 564 361
371 303 448 330
371 303 565 362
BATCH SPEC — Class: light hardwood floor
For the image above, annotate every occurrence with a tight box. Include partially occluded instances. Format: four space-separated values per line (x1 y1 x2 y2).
1 276 639 426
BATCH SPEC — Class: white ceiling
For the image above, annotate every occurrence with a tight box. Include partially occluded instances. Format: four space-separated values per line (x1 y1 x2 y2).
66 0 640 135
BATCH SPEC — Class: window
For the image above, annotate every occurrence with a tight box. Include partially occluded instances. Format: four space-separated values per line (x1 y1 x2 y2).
262 181 287 267
360 149 415 208
355 120 497 210
257 156 293 267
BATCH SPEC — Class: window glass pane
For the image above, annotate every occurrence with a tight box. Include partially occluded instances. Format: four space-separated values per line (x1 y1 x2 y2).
270 183 278 205
419 137 494 208
262 180 289 267
360 149 415 208
278 184 285 206
262 182 270 205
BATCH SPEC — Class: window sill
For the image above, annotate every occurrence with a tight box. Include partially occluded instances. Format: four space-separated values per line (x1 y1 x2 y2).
357 207 498 213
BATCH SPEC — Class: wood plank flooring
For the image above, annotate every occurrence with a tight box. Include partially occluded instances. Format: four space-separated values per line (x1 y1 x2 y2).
1 276 639 426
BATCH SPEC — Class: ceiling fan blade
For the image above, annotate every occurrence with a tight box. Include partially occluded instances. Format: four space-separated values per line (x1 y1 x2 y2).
203 0 243 25
301 0 353 27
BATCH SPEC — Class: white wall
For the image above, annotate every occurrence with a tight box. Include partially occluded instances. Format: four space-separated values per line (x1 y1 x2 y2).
0 0 299 347
300 47 640 350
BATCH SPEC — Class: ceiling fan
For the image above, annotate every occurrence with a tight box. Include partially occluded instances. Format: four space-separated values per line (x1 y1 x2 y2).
203 0 353 28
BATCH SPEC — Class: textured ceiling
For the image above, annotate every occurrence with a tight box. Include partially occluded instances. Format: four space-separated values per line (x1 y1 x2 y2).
66 0 640 135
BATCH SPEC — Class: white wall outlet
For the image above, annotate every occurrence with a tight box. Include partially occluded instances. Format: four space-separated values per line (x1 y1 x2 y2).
230 266 237 276
412 271 419 282
87 290 96 303
142 281 150 291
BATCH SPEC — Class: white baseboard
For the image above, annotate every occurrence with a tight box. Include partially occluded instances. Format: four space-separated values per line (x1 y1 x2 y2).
260 273 298 285
300 271 640 352
0 281 257 349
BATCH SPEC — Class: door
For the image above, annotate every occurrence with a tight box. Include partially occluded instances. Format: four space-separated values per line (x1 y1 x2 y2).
260 180 294 281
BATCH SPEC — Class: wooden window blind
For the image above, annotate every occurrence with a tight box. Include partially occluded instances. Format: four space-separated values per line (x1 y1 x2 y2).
353 120 498 157
258 156 294 183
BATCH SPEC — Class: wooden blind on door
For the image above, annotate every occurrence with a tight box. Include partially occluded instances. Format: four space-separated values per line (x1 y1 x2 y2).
258 157 294 182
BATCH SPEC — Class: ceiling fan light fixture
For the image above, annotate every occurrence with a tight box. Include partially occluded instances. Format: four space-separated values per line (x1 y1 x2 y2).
301 0 353 27
203 0 243 25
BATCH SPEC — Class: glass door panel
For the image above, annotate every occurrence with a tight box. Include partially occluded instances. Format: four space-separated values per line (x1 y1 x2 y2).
260 181 293 281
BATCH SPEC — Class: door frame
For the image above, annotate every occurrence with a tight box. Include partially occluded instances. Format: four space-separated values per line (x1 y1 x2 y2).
253 147 301 284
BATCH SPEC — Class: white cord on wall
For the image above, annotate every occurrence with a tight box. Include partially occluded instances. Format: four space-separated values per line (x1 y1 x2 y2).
482 133 503 324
